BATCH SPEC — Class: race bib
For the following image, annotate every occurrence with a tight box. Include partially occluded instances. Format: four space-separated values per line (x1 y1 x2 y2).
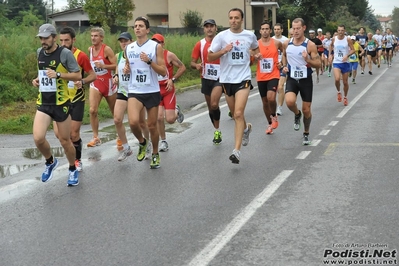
91 60 108 76
367 45 374 51
228 45 246 65
203 63 220 80
290 66 307 79
359 39 366 45
68 81 75 89
38 70 57 92
132 68 150 86
336 50 344 59
260 58 273 73
157 72 169 82
119 73 130 91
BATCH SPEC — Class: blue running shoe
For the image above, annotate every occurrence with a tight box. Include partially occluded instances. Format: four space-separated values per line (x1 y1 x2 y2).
41 158 59 182
67 169 79 186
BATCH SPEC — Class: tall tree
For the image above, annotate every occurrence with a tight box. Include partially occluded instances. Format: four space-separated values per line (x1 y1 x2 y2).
362 6 381 31
5 0 46 21
84 0 134 27
67 0 85 9
390 7 399 35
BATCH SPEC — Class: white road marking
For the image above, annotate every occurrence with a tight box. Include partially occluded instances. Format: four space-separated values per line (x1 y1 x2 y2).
310 139 321 146
329 121 339 126
319 130 330 136
296 151 311 159
187 170 294 266
337 69 388 118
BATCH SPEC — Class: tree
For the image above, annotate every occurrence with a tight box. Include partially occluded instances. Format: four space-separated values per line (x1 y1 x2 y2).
391 7 399 35
84 0 134 28
19 5 44 27
67 0 85 9
180 9 203 29
4 0 46 21
362 6 381 31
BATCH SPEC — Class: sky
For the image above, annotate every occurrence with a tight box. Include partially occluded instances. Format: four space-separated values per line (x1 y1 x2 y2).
53 0 397 16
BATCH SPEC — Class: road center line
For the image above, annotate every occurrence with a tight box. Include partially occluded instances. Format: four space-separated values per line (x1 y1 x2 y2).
187 170 294 266
296 151 311 159
319 130 330 135
337 69 388 118
329 121 339 126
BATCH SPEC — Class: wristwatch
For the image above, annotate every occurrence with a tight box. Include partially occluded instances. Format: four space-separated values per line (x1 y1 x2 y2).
171 78 176 83
147 59 152 65
56 72 61 78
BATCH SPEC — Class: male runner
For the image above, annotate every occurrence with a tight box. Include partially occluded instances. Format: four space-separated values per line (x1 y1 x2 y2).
308 29 323 83
348 36 364 84
356 27 368 74
373 29 383 68
322 31 333 77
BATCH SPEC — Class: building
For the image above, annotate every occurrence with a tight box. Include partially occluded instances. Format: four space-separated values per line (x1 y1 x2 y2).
377 17 392 32
130 0 279 30
47 7 91 30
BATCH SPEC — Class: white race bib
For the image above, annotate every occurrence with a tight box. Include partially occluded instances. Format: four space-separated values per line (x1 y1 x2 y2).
359 39 366 45
290 66 307 79
260 58 274 73
68 81 75 89
38 70 57 92
203 63 220 80
118 73 130 91
336 50 344 59
132 68 151 86
91 60 108 76
228 46 246 65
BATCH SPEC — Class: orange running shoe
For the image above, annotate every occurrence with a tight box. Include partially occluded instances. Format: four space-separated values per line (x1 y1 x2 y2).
266 125 273 135
337 92 342 102
343 97 348 106
87 137 101 147
271 115 279 129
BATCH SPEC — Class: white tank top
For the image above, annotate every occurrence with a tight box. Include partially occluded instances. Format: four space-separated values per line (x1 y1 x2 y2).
125 39 160 94
333 36 349 64
116 52 129 96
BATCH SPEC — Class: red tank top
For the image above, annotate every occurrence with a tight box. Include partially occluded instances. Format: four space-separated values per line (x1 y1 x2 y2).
256 39 280 81
90 43 112 78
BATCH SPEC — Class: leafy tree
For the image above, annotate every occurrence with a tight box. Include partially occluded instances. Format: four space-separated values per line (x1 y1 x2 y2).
4 0 46 21
67 0 85 9
390 7 399 35
328 5 361 34
84 0 134 27
180 9 203 29
19 5 44 26
362 6 381 31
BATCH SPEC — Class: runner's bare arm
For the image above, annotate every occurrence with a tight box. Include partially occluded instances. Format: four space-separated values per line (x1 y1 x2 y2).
169 52 186 80
305 41 321 68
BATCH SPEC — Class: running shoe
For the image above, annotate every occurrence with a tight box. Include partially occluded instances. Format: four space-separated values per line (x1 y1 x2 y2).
328 72 331 77
75 159 83 172
337 92 342 102
41 158 59 182
316 76 319 84
116 138 123 151
276 106 283 116
213 130 222 144
352 78 356 84
176 105 184 123
228 111 233 118
87 137 101 147
302 134 311 145
271 115 278 129
266 125 273 135
294 110 302 131
67 169 79 186
159 140 169 152
242 123 252 146
343 97 348 106
361 70 364 74
369 71 372 75
150 153 160 169
118 146 133 161
378 64 380 68
349 72 352 77
229 149 240 164
137 139 148 161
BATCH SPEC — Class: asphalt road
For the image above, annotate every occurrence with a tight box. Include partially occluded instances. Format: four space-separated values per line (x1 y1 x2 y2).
1 61 398 266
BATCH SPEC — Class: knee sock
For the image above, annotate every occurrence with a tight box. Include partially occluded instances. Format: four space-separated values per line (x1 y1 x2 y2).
209 112 214 126
212 107 221 121
73 139 82 160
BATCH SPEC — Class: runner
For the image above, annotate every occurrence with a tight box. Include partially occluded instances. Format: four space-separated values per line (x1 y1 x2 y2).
349 36 364 84
32 24 81 186
366 32 378 75
317 28 325 74
383 28 394 67
356 27 367 74
322 31 333 77
152 33 186 152
308 29 323 83
256 21 283 135
124 16 166 169
272 23 288 116
208 7 260 164
191 19 224 144
54 26 96 171
282 18 320 145
329 24 355 106
87 27 118 148
373 29 383 68
113 32 151 162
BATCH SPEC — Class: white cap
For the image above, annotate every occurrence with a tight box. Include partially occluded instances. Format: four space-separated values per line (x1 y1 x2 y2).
317 28 322 32
350 36 356 40
309 30 315 33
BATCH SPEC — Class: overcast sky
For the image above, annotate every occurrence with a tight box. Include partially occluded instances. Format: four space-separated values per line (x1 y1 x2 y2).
53 0 397 16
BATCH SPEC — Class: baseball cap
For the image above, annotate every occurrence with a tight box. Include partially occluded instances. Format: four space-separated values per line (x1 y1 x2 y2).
118 32 132 40
36 23 57 37
350 36 356 40
317 28 322 32
203 19 216 27
309 30 315 33
152 33 165 43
